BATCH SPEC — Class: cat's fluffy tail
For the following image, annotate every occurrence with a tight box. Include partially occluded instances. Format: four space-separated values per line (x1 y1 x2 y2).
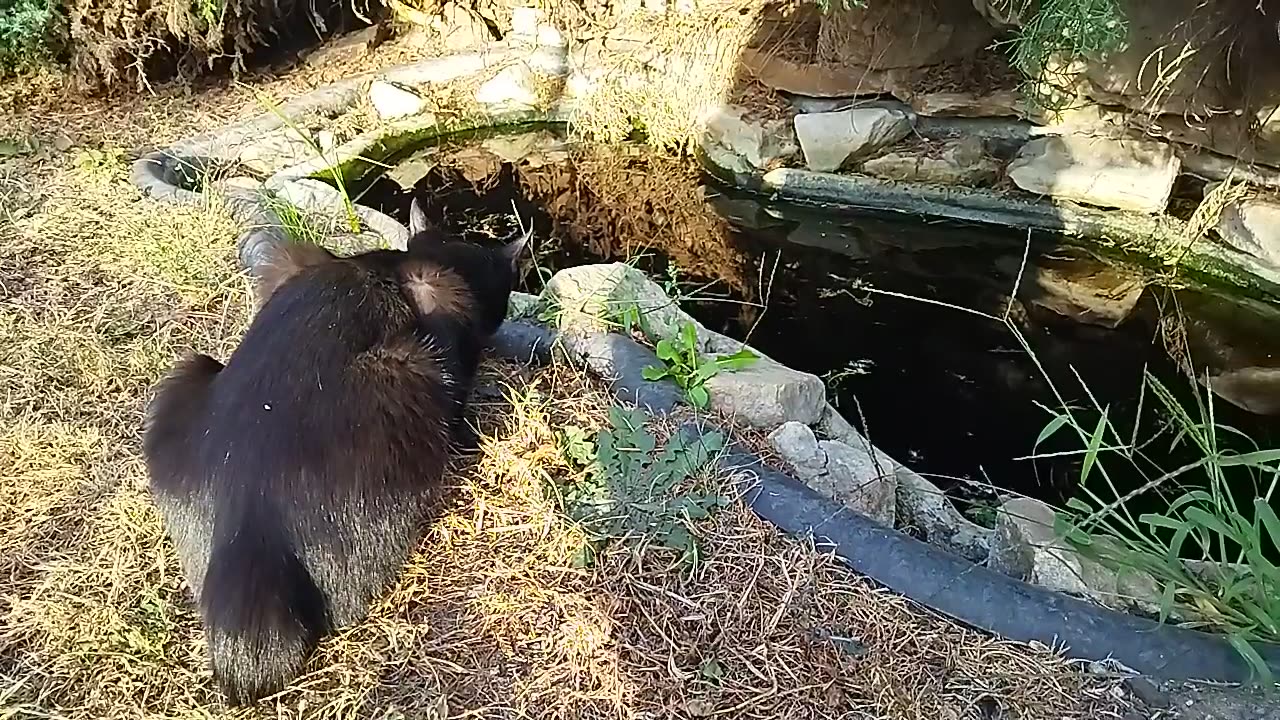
201 509 329 705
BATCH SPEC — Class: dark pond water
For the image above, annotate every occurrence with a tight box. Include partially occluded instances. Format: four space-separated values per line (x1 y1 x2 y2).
345 126 1280 526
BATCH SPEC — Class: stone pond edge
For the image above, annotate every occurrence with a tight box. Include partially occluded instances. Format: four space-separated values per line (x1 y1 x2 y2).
128 42 1280 683
486 312 1280 685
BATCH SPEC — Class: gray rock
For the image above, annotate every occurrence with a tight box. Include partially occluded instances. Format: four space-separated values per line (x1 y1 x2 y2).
816 403 991 560
989 496 1091 595
542 264 822 427
705 358 826 429
701 104 798 171
1007 134 1180 214
989 497 1163 614
895 466 993 563
701 141 752 176
476 64 540 108
768 421 828 474
505 291 541 320
368 80 427 120
767 421 896 525
1212 191 1280 269
542 263 703 342
860 136 1000 186
793 107 914 173
236 127 318 175
910 90 1026 118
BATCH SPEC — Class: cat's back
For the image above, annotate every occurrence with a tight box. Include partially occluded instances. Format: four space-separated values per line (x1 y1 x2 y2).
194 254 451 488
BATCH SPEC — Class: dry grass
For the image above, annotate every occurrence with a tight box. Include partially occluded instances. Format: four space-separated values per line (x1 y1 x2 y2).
1 32 1142 720
570 2 762 149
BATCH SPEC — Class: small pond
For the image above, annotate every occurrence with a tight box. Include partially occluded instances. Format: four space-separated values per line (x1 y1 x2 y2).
346 126 1280 529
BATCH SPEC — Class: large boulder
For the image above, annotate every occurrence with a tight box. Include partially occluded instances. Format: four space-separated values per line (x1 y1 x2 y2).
1007 134 1180 214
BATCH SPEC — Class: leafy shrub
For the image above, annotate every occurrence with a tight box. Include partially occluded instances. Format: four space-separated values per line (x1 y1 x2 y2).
0 0 63 74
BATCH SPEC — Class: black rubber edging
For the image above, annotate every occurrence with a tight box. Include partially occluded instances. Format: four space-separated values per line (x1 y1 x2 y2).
489 319 1280 685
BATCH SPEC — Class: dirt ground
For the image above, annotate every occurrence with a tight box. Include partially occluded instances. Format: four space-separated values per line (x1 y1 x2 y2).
0 29 1153 720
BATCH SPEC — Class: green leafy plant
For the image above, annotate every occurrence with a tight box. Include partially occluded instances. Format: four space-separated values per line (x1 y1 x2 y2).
193 0 222 28
557 406 728 565
642 322 757 408
74 146 126 176
0 0 63 74
996 0 1129 111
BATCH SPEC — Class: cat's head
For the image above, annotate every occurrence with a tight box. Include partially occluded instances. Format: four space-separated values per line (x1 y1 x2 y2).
400 197 527 335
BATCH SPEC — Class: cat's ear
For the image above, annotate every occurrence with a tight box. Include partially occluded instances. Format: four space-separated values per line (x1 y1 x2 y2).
500 228 529 272
254 238 333 305
409 197 431 238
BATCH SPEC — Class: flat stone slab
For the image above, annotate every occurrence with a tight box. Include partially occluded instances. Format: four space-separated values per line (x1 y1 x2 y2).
793 107 913 172
1007 134 1181 214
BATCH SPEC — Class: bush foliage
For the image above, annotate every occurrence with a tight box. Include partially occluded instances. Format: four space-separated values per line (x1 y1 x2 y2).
1 0 324 88
0 0 62 74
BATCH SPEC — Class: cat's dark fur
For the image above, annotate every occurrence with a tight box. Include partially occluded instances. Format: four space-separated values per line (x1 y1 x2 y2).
142 199 523 705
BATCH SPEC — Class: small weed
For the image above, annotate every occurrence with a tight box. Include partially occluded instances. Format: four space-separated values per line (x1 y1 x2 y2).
261 193 327 246
74 146 125 175
612 301 652 338
961 497 1001 529
698 657 726 684
193 0 222 28
642 321 757 408
557 405 728 566
0 134 37 156
114 587 178 663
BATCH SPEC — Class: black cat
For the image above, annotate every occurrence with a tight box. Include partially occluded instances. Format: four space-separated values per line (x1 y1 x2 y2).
142 199 523 704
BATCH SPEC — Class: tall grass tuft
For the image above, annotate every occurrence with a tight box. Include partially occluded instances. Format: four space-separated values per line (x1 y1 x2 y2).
1028 348 1280 683
246 84 362 235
